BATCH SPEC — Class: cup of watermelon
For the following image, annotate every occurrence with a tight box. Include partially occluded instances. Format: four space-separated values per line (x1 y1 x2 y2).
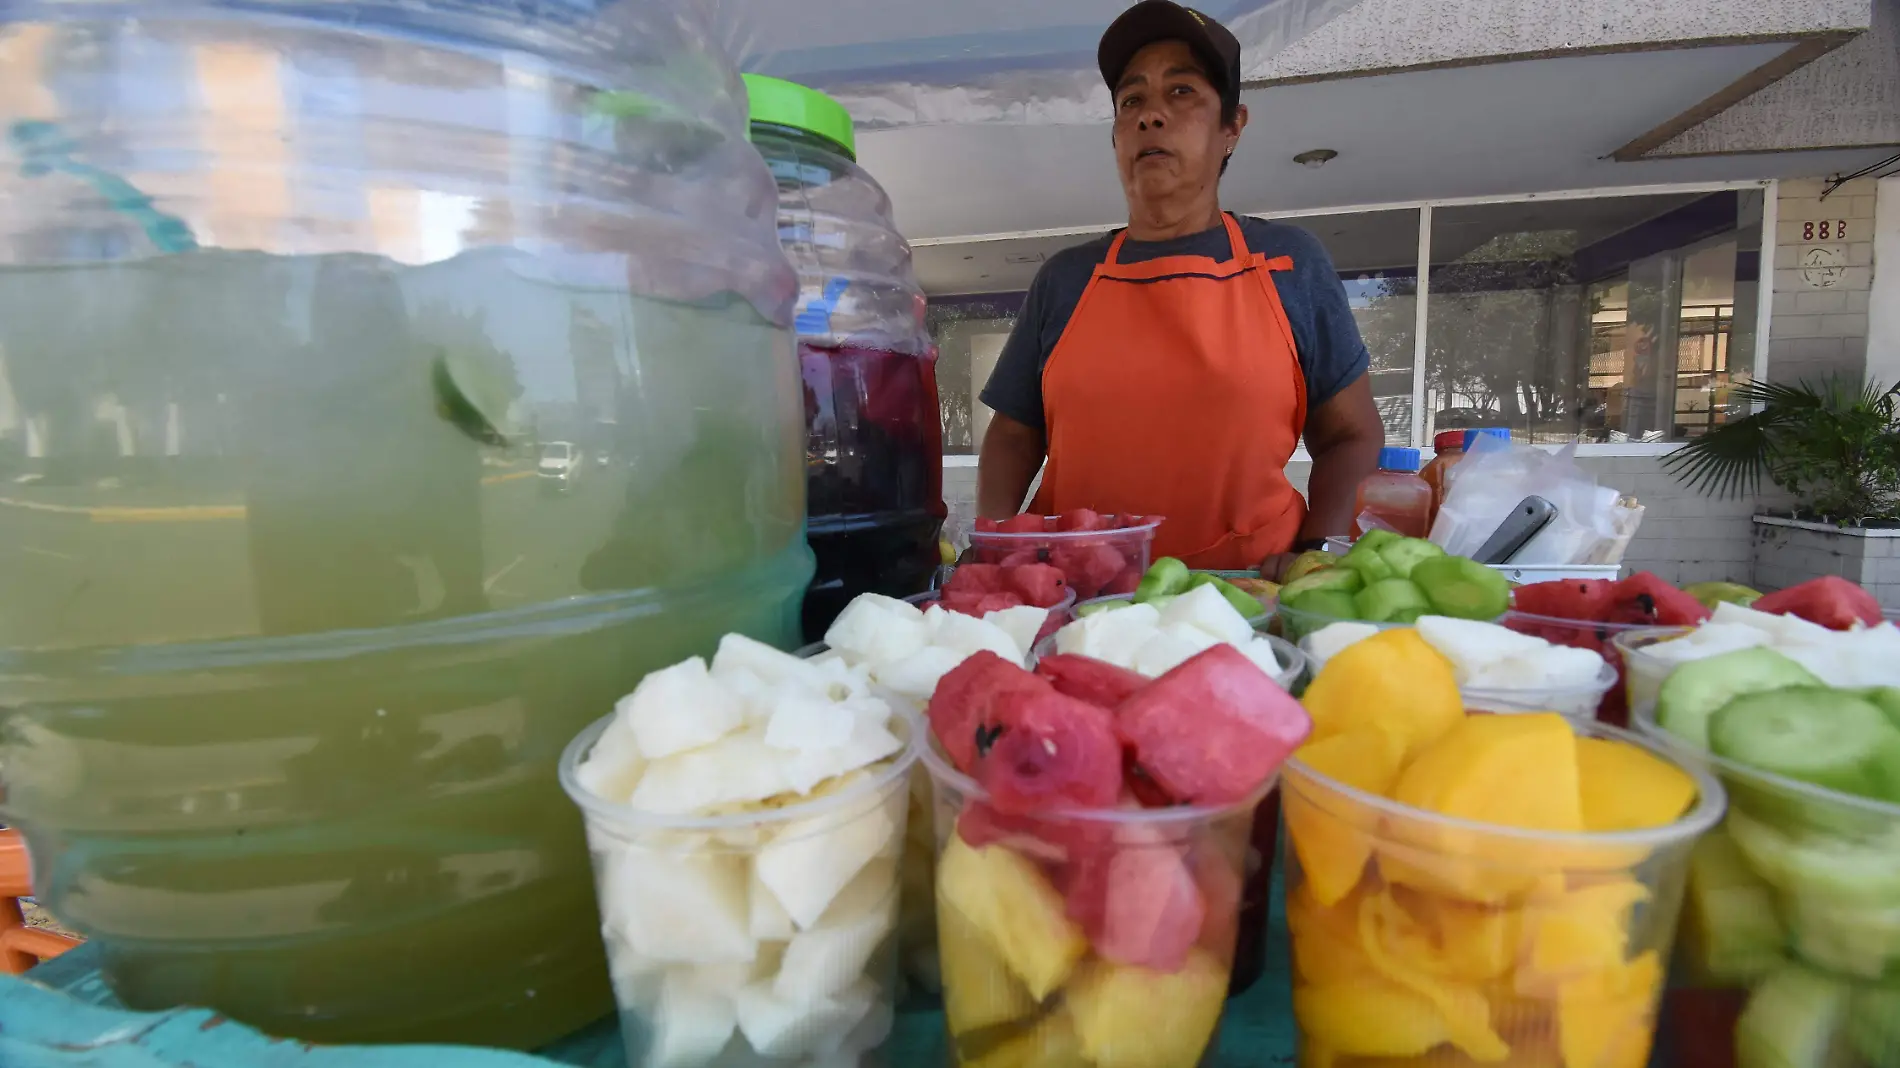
1504 574 1712 728
921 643 1309 1066
1280 713 1723 1068
966 511 1164 602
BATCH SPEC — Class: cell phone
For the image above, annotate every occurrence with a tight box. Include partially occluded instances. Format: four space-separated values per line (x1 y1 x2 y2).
1472 496 1558 565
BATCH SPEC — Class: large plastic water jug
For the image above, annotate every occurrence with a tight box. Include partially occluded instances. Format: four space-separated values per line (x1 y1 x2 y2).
0 0 810 1048
741 75 944 642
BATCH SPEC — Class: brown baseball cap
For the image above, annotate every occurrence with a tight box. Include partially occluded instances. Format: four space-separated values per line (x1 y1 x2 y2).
1098 1 1242 110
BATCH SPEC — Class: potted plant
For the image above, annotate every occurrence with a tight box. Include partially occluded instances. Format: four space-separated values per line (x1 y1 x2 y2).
1666 375 1900 605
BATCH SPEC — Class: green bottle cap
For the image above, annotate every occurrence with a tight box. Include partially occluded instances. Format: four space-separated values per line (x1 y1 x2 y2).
741 73 856 160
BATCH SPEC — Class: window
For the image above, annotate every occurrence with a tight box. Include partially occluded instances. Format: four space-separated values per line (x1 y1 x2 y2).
1424 190 1763 444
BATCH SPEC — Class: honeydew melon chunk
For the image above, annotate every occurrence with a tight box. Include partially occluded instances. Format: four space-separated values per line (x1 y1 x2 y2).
1160 583 1253 645
620 657 746 761
735 977 878 1059
630 726 793 815
926 606 1024 662
1301 622 1380 669
756 789 901 929
873 646 967 701
984 605 1049 660
773 860 899 1001
575 715 647 803
1133 623 1221 678
649 971 739 1068
763 695 856 753
601 845 756 965
826 595 929 665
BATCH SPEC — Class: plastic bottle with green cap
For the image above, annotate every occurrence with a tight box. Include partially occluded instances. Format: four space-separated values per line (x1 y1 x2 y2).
1352 446 1434 538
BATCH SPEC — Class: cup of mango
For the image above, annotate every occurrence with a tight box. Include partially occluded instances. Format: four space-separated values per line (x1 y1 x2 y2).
1282 628 1725 1068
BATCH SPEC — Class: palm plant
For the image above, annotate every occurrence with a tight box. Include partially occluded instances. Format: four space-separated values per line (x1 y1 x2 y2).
1665 376 1900 524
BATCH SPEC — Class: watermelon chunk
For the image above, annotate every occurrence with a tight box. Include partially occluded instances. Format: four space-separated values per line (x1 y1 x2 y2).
944 563 1006 596
1036 653 1148 708
928 651 1053 773
974 688 1123 815
1062 826 1206 972
1752 575 1882 631
1187 840 1243 954
1123 753 1180 808
1102 566 1143 597
956 803 1078 864
974 517 1001 533
998 549 1042 569
939 591 1024 617
1603 571 1711 627
1059 508 1110 532
1051 542 1128 600
996 513 1048 534
1513 578 1616 621
1115 645 1312 805
1007 563 1070 608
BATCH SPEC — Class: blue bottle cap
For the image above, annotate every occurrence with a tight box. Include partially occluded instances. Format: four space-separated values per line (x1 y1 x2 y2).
1378 446 1421 472
1463 428 1513 449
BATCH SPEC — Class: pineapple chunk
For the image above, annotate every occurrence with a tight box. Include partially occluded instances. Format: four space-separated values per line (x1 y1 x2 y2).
936 835 1087 1001
756 788 901 928
599 843 756 966
961 1008 1086 1068
619 657 745 760
826 594 929 664
1066 949 1229 1068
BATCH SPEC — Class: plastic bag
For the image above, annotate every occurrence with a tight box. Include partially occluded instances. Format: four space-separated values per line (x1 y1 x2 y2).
1429 436 1637 566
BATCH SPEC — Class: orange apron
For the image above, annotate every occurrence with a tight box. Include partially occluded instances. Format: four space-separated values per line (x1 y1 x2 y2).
1029 213 1307 570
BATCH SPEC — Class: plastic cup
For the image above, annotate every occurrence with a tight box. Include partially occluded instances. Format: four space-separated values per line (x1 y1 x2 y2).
921 734 1267 1068
964 516 1163 601
559 710 921 1068
1031 621 1308 694
1074 591 1270 626
1632 702 1900 1068
1299 632 1617 720
1280 717 1723 1068
1610 627 1698 719
1503 611 1672 726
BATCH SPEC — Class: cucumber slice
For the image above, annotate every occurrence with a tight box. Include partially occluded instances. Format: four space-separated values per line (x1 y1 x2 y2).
1710 689 1893 800
1409 555 1510 620
1847 986 1900 1068
1683 827 1787 985
1735 966 1851 1068
1135 557 1191 602
1376 536 1444 579
1656 649 1821 751
1854 687 1900 730
1784 893 1900 982
1353 578 1430 624
1727 808 1900 907
1282 590 1359 640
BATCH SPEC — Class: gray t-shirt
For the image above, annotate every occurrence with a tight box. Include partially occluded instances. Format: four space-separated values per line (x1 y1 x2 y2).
979 216 1370 432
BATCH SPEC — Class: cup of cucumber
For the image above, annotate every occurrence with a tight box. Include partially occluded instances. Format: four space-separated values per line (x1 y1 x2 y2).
1631 666 1900 1068
1271 532 1512 643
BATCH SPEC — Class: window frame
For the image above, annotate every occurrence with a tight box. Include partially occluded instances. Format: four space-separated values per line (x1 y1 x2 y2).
922 178 1778 464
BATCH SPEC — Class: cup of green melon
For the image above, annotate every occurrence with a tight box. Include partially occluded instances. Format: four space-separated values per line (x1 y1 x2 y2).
1280 712 1723 1068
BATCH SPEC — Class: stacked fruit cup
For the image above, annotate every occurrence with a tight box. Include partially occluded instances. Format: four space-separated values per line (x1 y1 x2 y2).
1280 717 1724 1068
560 713 919 1068
1633 706 1900 1068
920 744 1263 1068
964 513 1164 602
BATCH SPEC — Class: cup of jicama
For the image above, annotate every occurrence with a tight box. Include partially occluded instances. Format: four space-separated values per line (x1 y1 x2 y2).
919 639 1311 1066
1281 659 1724 1068
560 633 921 1068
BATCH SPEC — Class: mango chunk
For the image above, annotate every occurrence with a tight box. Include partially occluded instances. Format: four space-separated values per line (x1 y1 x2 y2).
1065 949 1227 1068
1557 950 1663 1068
1575 737 1696 832
1288 882 1376 986
1301 629 1463 757
937 835 1087 1001
1294 978 1449 1059
1521 882 1649 991
1394 714 1583 832
1357 890 1510 1063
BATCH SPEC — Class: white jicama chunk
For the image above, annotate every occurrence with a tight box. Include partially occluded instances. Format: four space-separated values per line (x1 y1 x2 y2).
1712 601 1836 644
749 868 797 942
825 595 929 665
600 846 755 965
576 716 647 804
810 655 874 702
1648 622 1767 664
1133 623 1221 677
1414 616 1545 681
734 978 878 1059
1300 622 1381 669
756 793 899 929
872 646 966 700
648 971 739 1068
714 633 828 690
630 727 793 815
984 605 1049 660
1239 636 1288 682
1519 645 1609 689
621 657 746 761
1160 584 1253 645
1464 655 1566 691
606 931 666 1009
779 712 903 797
926 608 1023 662
773 860 899 1001
1058 603 1161 664
764 696 856 753
808 996 895 1067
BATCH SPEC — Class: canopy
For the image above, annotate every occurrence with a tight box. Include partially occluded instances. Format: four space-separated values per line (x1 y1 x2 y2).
700 0 1365 128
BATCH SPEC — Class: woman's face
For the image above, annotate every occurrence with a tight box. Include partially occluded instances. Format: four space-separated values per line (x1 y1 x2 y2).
1112 40 1243 211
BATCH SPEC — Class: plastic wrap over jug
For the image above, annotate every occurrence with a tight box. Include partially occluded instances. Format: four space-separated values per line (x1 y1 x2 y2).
0 0 810 1049
742 75 945 643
